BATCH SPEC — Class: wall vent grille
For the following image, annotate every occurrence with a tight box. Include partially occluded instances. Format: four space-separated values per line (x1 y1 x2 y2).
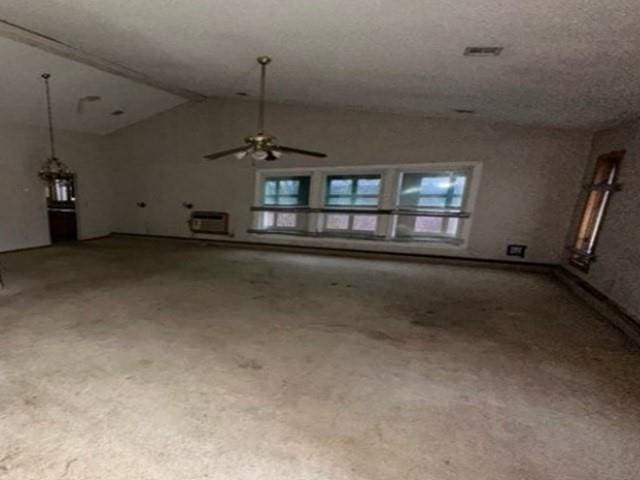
464 46 503 57
189 211 229 235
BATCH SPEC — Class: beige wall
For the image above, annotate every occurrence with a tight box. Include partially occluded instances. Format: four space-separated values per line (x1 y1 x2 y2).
108 98 592 263
563 120 640 321
0 122 114 252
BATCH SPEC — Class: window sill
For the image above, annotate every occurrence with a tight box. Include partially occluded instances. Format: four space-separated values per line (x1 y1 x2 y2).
249 229 383 240
393 235 464 246
250 205 471 218
247 229 466 248
569 259 590 273
567 247 594 273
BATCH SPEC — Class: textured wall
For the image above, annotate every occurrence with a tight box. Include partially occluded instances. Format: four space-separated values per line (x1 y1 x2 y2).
107 98 592 263
0 122 114 252
564 120 640 321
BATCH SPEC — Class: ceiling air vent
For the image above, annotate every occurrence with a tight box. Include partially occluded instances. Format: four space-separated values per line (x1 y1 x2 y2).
464 46 503 57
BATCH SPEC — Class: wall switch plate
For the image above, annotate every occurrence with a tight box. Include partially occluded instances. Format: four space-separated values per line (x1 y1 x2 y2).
507 244 527 258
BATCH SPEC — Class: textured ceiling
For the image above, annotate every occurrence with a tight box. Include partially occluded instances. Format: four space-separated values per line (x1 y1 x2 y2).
1 0 639 130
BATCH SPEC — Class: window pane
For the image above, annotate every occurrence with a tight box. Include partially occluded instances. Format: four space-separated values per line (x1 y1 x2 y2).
593 158 617 184
446 218 459 235
452 176 467 195
263 176 310 206
356 179 380 195
571 152 623 264
262 212 275 228
352 215 377 231
276 213 297 228
575 190 606 252
278 196 300 205
326 196 353 206
418 197 446 208
420 176 449 195
328 179 353 195
400 172 468 208
449 195 462 208
326 214 349 230
264 181 277 196
279 180 300 195
414 216 444 233
354 196 379 206
326 176 381 208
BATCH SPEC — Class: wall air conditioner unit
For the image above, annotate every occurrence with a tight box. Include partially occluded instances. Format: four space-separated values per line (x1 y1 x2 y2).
189 211 229 235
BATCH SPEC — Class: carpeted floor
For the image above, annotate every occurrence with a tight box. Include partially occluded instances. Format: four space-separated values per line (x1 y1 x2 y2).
0 237 638 479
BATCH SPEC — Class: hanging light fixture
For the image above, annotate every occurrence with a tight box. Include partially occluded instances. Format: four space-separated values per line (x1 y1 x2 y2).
37 73 74 182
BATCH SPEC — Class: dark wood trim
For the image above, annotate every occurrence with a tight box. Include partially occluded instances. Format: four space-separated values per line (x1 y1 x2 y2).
0 243 52 255
568 149 625 272
0 235 110 256
555 266 640 346
110 232 555 272
78 235 111 243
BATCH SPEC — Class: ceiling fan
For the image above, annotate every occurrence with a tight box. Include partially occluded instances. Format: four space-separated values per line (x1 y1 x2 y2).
203 56 327 162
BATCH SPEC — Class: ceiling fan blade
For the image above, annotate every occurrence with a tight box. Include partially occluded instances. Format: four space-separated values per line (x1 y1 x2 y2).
203 146 249 160
276 145 327 158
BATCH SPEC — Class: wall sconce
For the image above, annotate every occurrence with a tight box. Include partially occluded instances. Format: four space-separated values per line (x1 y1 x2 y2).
136 202 147 208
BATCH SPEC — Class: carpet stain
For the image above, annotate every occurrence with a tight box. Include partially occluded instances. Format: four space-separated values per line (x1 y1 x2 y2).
363 330 402 344
61 458 77 478
238 359 263 370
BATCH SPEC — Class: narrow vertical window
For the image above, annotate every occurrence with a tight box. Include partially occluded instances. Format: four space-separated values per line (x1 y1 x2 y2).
570 150 624 271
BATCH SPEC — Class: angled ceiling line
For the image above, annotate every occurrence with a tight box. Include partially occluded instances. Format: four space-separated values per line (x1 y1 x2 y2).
0 17 207 102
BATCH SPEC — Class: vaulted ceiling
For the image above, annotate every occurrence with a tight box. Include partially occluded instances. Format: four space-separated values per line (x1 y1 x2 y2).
0 36 184 134
1 0 639 131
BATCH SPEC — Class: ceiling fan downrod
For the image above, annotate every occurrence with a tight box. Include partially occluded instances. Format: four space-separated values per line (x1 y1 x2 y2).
202 55 327 161
257 56 271 135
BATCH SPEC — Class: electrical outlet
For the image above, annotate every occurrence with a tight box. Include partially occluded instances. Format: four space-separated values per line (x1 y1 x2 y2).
506 244 527 258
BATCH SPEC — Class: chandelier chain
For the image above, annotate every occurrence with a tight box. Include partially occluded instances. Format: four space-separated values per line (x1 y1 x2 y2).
42 73 56 159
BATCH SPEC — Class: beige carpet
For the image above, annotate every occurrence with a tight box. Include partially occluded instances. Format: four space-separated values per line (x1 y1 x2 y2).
1 237 639 479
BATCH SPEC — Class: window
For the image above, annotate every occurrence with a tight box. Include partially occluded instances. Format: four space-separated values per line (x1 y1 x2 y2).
395 171 469 239
570 150 624 271
323 175 381 234
325 175 381 206
260 176 310 230
252 163 479 247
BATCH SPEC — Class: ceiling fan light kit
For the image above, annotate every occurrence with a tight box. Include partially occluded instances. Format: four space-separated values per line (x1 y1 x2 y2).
204 56 327 162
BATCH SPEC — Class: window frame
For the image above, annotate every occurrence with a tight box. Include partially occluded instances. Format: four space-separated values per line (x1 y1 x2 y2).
322 174 383 236
394 169 472 240
569 150 624 272
251 162 481 249
324 174 382 207
259 175 311 232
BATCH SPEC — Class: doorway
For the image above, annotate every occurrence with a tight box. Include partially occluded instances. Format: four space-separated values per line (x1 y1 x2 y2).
47 177 77 243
